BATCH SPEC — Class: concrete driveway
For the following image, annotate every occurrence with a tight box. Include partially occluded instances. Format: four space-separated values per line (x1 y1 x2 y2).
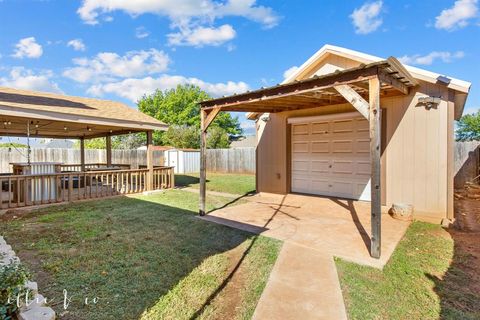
200 192 410 319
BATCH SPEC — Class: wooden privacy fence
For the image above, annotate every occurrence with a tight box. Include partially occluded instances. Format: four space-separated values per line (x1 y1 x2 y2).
206 147 255 174
0 147 256 174
0 167 174 210
454 141 480 188
0 148 165 173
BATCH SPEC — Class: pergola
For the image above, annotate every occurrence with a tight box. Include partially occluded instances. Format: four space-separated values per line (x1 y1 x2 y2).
0 86 168 191
199 57 418 258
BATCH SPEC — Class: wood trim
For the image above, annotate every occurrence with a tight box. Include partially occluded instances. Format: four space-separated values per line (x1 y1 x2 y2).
286 122 292 193
447 91 455 219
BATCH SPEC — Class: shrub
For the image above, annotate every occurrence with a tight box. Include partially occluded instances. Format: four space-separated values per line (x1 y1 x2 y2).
0 261 30 320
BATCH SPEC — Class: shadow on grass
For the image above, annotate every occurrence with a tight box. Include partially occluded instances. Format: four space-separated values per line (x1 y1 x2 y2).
175 174 203 188
0 195 256 320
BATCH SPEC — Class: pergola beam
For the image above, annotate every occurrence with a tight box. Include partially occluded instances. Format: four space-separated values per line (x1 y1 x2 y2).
333 84 369 119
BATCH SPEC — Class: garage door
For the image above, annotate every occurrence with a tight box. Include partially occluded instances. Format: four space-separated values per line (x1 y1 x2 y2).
289 112 371 201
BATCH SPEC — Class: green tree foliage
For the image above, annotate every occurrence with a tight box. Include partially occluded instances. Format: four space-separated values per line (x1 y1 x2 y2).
206 126 230 149
76 133 146 149
137 84 242 146
161 125 231 149
456 111 480 141
0 142 28 148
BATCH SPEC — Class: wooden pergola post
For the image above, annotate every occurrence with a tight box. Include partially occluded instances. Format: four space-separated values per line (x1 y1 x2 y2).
199 106 221 216
146 131 154 191
80 137 86 172
200 110 207 216
106 134 112 167
369 77 381 258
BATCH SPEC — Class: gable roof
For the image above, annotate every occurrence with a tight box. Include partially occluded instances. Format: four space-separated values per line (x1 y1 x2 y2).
282 44 470 120
284 45 471 93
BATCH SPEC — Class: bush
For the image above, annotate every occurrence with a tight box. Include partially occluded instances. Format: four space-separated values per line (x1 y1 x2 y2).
0 262 30 320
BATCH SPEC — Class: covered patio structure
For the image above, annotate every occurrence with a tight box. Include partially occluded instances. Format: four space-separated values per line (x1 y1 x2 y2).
0 87 173 210
199 57 418 258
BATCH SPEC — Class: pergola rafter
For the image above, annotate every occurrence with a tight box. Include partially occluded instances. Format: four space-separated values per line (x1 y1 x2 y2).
198 57 417 259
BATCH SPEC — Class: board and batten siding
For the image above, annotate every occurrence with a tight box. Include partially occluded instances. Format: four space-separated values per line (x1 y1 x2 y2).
255 80 454 221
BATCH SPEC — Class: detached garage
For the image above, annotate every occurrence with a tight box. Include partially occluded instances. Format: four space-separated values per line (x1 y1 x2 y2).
290 112 371 201
198 44 471 258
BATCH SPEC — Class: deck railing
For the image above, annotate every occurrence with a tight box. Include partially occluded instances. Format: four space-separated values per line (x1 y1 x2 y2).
60 163 131 172
0 167 174 210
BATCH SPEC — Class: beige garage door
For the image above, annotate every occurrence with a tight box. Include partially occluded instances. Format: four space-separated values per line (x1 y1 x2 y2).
290 112 371 201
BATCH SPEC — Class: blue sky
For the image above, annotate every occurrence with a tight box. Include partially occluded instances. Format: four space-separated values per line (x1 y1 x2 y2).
0 0 479 136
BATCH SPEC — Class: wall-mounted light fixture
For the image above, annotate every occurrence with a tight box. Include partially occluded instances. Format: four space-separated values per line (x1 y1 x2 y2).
260 115 270 122
417 96 441 110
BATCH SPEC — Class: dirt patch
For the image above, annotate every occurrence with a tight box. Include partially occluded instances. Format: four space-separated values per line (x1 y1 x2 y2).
445 185 480 315
199 242 250 320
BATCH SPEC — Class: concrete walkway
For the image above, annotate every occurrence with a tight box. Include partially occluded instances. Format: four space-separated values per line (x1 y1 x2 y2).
252 242 347 320
200 192 410 319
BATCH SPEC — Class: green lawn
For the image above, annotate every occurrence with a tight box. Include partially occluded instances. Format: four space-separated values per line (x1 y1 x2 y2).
0 190 281 320
336 222 479 320
175 173 255 195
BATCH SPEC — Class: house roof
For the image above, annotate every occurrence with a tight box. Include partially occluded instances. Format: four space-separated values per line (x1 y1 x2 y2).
284 44 471 93
201 57 417 114
0 87 168 139
230 135 256 148
283 45 471 119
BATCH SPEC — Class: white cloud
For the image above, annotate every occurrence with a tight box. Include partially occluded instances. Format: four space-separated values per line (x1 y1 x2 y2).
87 75 249 102
435 0 478 30
398 51 465 65
283 66 299 79
350 1 383 34
12 37 43 59
67 39 86 51
0 67 62 93
168 24 236 47
63 49 170 83
77 0 279 46
135 26 150 39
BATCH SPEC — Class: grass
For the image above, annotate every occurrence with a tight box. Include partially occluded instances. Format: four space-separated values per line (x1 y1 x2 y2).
336 221 479 320
175 173 255 196
0 190 281 320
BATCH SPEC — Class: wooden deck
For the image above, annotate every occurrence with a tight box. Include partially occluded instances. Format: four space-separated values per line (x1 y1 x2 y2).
0 166 174 210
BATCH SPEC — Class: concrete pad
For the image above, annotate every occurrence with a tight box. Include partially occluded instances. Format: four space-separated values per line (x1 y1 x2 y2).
253 242 347 320
202 193 410 268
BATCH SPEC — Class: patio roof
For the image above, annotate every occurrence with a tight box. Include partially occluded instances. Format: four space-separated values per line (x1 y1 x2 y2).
200 57 417 115
0 87 168 139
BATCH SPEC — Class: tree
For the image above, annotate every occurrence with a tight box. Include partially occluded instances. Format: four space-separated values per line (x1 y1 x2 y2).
207 126 230 149
162 126 200 149
138 84 242 145
75 133 146 149
456 111 480 141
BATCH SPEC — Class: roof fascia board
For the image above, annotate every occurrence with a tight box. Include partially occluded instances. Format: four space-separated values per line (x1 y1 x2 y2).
0 105 168 131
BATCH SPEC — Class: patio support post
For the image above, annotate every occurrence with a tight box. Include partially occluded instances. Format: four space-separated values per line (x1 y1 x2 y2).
80 137 86 172
199 106 221 216
146 131 153 191
369 76 381 259
106 134 112 167
199 109 207 216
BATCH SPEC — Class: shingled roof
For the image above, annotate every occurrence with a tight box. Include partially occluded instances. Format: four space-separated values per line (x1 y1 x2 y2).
0 87 167 138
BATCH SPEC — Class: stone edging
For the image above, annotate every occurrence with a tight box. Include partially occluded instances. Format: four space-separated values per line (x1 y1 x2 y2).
0 236 56 320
